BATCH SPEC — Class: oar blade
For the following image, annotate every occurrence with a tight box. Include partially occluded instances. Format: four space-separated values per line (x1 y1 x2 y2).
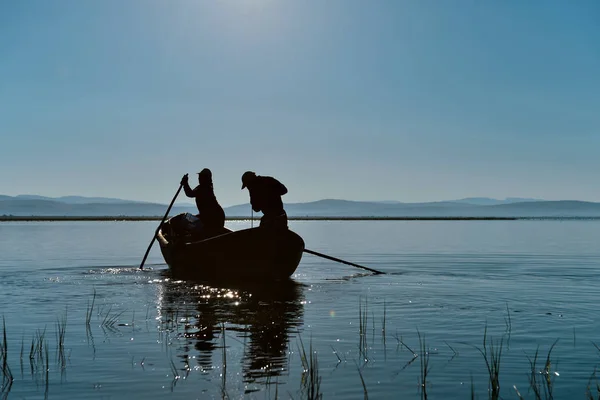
303 248 385 275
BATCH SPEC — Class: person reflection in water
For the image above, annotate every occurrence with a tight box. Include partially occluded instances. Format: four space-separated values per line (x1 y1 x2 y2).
241 171 288 230
180 168 226 233
159 279 305 385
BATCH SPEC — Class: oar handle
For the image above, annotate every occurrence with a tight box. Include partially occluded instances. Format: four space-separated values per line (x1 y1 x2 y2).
139 183 184 270
303 248 385 275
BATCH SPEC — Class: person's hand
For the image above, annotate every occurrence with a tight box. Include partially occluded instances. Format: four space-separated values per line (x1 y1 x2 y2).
180 174 189 185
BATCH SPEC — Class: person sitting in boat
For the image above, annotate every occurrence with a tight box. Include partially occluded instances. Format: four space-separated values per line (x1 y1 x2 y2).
180 168 226 233
241 171 288 230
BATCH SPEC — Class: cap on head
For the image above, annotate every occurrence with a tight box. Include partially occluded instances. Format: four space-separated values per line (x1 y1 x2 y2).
198 168 212 178
241 171 256 189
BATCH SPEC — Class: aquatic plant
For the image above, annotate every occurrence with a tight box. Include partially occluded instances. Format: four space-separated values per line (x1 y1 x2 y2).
504 303 511 330
85 288 96 326
381 300 387 343
55 307 68 369
101 305 126 329
297 333 322 399
29 327 47 366
418 330 430 400
220 323 229 399
1 317 14 393
168 357 180 391
473 325 503 400
585 367 600 400
523 339 560 400
358 297 370 364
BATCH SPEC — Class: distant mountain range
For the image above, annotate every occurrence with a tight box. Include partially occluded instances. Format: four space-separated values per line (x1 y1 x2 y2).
2 195 600 217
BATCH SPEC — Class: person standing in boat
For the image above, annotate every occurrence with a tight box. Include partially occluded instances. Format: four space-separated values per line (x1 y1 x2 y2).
180 168 226 232
241 171 288 230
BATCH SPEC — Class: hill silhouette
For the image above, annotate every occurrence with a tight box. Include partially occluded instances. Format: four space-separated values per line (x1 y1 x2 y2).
2 195 600 217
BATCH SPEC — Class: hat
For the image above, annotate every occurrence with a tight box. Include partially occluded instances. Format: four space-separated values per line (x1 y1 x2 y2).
241 171 256 189
197 168 212 178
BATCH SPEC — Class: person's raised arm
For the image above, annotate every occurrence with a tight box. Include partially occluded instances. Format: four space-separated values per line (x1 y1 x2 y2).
180 174 196 198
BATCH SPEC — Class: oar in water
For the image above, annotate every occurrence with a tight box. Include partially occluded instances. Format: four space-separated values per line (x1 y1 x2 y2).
303 248 385 275
139 183 184 270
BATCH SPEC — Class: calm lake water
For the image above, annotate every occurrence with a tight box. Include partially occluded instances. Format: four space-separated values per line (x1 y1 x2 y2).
1 220 600 399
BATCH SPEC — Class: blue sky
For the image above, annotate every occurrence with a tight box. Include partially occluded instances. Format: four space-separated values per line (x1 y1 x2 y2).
1 0 599 206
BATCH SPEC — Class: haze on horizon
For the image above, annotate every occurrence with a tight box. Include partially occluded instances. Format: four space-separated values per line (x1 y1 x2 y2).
1 0 599 208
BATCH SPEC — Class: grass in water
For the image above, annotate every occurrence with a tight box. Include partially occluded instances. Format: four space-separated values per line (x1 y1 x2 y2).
418 330 430 400
525 339 560 400
29 327 48 367
381 300 387 344
1 316 14 393
101 305 126 329
168 357 180 392
504 303 512 348
472 324 503 400
355 361 369 400
86 288 96 326
358 297 368 363
585 367 600 400
221 323 228 399
5 290 600 398
56 307 68 369
297 333 322 400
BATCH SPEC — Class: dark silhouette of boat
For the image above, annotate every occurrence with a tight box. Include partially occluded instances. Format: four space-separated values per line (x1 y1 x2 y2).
156 218 305 281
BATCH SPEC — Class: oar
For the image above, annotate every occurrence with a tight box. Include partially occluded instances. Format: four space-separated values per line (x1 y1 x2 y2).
139 183 184 270
303 248 385 275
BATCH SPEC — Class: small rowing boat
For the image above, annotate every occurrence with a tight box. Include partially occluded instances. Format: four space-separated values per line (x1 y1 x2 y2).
156 216 305 281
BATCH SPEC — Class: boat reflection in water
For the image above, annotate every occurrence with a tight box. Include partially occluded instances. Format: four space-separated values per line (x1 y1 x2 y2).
155 275 306 388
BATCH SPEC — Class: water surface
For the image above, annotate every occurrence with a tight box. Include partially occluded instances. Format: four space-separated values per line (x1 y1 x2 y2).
1 220 600 399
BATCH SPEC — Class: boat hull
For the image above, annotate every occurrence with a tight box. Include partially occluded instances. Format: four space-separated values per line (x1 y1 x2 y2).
157 226 305 281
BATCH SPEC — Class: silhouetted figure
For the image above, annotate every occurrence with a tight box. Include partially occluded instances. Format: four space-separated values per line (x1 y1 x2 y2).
181 168 226 232
241 171 288 230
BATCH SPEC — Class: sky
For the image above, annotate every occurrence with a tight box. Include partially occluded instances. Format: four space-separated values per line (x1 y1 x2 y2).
1 0 599 207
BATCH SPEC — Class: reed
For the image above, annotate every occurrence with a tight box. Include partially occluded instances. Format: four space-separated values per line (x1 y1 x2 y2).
221 322 228 399
355 361 369 400
504 302 512 334
19 333 24 379
297 333 322 399
472 325 503 400
86 288 96 326
1 317 14 388
101 305 126 329
444 341 458 358
56 307 67 369
169 357 180 392
358 297 367 353
418 330 430 400
381 300 387 342
585 367 600 400
30 327 48 367
394 333 418 358
330 346 342 364
526 339 559 400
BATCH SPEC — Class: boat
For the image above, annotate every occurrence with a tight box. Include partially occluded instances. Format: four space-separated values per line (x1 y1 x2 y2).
156 215 305 281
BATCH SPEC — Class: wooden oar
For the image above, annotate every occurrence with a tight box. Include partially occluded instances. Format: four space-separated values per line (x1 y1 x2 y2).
139 183 184 270
303 248 385 275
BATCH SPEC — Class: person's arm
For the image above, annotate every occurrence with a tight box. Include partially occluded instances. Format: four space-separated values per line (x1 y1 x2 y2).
180 174 197 198
250 190 261 212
